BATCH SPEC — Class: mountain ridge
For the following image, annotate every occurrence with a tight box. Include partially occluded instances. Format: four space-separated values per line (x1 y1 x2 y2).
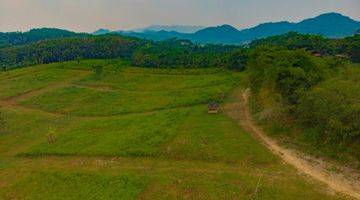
1 12 359 46
130 25 205 33
115 12 360 44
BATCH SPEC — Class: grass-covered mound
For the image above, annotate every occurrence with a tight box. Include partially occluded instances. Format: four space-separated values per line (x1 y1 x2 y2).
18 61 240 117
0 67 81 99
24 106 275 165
0 60 347 199
20 85 233 117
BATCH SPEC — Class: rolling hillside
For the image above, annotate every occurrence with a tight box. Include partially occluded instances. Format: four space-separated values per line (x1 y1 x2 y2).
0 60 348 199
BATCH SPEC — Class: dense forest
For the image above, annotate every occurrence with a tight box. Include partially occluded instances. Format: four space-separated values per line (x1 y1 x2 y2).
0 31 359 161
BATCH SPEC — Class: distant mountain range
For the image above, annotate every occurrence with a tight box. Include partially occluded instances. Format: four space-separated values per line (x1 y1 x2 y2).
130 25 205 33
92 25 204 36
94 12 360 44
1 12 359 47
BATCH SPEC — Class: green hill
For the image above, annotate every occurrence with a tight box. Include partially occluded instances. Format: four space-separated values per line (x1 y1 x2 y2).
0 59 347 199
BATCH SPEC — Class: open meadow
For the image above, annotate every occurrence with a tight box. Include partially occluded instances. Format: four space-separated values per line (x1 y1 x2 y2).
0 60 348 199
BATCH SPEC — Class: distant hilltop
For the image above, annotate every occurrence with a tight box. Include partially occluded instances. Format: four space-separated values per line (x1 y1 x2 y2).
130 25 206 34
94 12 360 44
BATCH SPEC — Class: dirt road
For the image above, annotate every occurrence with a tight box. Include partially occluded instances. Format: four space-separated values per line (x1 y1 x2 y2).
225 88 360 199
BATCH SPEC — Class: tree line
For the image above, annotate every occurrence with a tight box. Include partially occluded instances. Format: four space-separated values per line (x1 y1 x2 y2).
1 31 359 71
0 35 144 70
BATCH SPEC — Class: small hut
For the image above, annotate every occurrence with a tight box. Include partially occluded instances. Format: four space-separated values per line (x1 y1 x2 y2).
208 101 219 114
335 54 347 59
313 53 322 57
311 51 322 57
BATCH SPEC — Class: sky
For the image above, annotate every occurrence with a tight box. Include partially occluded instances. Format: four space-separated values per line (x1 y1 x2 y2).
0 0 359 32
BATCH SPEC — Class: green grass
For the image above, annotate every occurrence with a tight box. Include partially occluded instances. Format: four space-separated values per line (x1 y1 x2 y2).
0 60 348 199
25 108 190 157
24 106 277 166
75 69 239 91
18 62 241 117
0 107 72 156
20 84 234 116
3 171 148 200
0 68 81 99
165 106 276 165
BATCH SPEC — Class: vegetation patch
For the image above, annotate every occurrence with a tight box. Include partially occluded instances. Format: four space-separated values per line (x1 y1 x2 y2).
24 105 278 165
24 108 190 157
3 171 148 200
20 67 240 117
0 57 355 199
20 85 229 116
248 45 360 164
0 68 81 99
75 69 238 91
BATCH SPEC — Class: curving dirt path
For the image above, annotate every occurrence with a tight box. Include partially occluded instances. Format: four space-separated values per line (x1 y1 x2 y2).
225 88 360 199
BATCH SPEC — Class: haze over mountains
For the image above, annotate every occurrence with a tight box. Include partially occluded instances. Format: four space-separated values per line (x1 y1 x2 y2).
94 12 360 44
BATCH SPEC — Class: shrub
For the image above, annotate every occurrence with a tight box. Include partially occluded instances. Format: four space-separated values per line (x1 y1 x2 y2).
248 46 331 104
296 67 360 144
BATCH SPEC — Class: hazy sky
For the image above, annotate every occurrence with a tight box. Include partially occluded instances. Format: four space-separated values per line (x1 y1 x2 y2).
0 0 359 32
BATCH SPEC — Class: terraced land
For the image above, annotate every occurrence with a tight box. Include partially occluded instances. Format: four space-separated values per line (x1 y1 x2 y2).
0 60 348 199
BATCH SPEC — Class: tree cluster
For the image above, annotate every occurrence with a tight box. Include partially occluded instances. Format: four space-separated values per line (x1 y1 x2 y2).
248 45 359 151
250 32 360 63
0 35 144 69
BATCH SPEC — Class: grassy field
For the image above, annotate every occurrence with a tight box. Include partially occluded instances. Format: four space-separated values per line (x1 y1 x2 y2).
0 60 347 199
0 67 82 99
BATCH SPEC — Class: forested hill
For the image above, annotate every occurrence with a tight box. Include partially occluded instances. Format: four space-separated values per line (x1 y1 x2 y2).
0 28 88 47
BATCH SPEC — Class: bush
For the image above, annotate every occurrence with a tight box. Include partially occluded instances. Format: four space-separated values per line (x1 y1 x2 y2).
248 46 332 104
296 67 360 144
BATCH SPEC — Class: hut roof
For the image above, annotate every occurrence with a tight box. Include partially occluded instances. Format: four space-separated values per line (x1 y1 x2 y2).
208 101 219 109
